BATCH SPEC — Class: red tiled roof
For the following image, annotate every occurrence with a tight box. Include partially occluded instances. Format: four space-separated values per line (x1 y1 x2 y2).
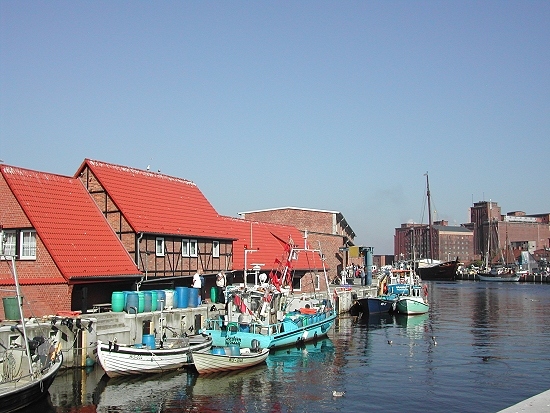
1 165 141 281
78 160 234 239
223 217 326 272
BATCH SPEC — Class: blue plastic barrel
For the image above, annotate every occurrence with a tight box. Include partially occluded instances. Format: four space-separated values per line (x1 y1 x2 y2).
143 291 152 312
138 292 145 313
173 289 179 309
176 287 189 308
228 344 240 356
150 290 158 311
126 292 138 314
142 334 156 349
156 290 166 310
188 288 199 308
111 292 125 312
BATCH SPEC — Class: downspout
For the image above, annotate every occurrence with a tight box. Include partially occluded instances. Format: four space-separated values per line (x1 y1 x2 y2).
136 233 144 290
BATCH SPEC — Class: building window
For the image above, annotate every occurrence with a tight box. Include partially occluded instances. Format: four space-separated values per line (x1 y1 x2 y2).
20 230 36 260
182 239 190 257
1 231 17 258
190 240 198 257
156 237 165 257
213 241 220 258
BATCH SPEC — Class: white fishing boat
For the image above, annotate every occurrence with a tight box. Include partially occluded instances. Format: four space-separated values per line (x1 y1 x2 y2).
0 255 64 412
191 347 270 374
96 334 212 378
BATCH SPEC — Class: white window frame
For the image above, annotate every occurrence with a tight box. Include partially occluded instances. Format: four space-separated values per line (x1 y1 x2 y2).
212 241 220 258
189 239 198 257
155 237 165 257
19 230 36 260
1 230 17 258
182 239 190 257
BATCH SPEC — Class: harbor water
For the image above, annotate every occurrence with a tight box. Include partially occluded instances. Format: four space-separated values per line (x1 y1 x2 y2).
31 281 550 413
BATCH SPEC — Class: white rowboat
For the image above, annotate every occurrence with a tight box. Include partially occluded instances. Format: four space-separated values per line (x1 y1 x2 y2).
97 334 212 378
192 348 270 374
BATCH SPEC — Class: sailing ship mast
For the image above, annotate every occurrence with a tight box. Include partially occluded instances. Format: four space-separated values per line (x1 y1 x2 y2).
425 172 435 263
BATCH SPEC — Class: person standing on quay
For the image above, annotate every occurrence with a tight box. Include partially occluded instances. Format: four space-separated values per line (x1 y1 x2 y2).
216 271 226 304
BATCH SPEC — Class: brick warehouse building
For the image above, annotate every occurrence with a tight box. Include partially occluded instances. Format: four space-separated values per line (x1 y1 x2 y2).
238 207 357 283
468 201 550 264
394 221 474 264
0 160 321 318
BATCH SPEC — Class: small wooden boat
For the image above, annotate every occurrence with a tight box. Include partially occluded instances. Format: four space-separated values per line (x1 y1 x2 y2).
395 296 429 315
0 342 63 413
477 273 520 282
357 296 396 314
97 334 212 378
192 347 270 374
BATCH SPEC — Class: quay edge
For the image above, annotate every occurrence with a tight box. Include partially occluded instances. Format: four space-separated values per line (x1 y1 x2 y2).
496 389 550 412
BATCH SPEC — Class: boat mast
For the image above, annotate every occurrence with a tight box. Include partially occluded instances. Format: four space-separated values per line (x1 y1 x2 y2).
425 172 435 263
6 255 35 378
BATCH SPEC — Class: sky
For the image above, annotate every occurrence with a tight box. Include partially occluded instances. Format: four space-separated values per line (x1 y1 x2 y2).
1 1 548 255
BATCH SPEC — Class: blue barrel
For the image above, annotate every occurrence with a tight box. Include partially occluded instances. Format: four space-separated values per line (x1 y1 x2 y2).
150 290 158 311
142 334 156 349
188 288 199 308
143 291 152 312
176 287 189 308
228 344 240 356
111 292 125 312
156 290 166 310
173 289 179 309
126 292 138 314
138 292 145 313
212 347 225 355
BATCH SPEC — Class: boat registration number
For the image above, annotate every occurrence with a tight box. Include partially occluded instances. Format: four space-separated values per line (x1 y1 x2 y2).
225 336 241 345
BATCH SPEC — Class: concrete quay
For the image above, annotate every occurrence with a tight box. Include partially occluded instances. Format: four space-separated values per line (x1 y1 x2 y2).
497 389 550 412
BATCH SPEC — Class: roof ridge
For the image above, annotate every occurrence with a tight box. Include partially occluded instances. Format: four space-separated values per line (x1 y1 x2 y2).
1 164 75 181
86 159 197 187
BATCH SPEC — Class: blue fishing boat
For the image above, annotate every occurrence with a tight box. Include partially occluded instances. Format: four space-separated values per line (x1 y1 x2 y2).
204 238 337 349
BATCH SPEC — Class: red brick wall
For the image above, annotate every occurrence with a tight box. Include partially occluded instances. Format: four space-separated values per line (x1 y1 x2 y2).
242 209 354 284
0 283 73 319
244 209 334 234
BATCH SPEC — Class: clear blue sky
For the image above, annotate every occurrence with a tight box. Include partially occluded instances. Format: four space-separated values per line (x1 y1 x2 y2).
1 1 548 254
